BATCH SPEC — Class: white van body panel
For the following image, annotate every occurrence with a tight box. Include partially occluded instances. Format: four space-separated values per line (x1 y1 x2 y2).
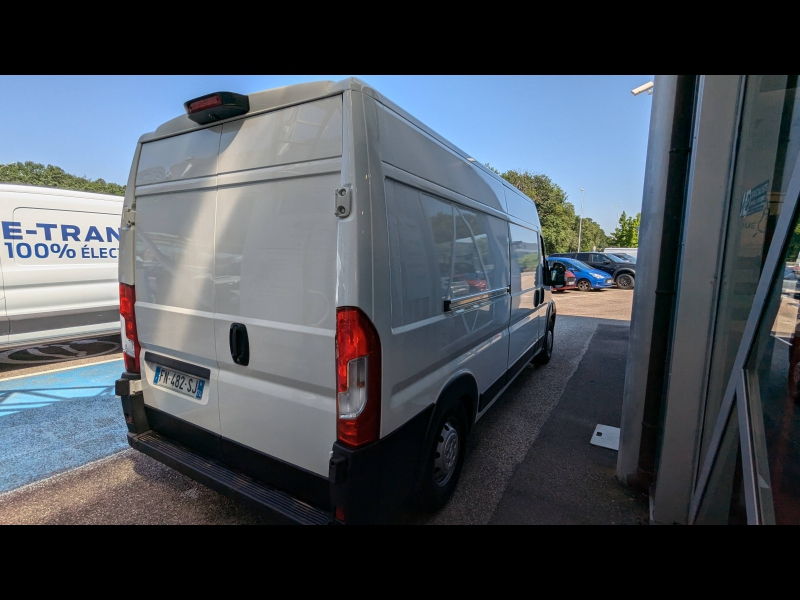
0 184 123 349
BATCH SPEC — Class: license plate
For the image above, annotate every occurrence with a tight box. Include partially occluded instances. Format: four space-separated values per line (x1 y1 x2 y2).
153 366 206 399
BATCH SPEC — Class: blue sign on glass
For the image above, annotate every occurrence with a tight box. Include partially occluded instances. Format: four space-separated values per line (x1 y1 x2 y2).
740 180 770 217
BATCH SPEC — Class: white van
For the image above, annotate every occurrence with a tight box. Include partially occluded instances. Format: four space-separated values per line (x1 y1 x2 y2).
115 78 560 524
0 184 123 348
604 247 638 262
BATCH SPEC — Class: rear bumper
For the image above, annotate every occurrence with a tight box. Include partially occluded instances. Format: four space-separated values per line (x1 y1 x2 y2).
117 375 434 525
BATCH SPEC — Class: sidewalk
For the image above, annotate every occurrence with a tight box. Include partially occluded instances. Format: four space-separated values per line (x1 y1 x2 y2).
490 322 648 524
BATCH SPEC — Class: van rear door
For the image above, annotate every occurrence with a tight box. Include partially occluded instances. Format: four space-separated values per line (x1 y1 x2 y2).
134 127 223 434
213 96 343 478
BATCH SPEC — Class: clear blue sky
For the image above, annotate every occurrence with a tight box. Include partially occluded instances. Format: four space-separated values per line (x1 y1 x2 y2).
0 75 653 235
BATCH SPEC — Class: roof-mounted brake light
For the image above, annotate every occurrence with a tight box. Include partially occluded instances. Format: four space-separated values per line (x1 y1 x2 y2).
184 92 250 124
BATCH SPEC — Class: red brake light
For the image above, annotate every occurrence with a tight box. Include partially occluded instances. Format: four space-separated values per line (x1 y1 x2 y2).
183 92 250 124
119 283 141 373
336 307 381 447
187 94 223 113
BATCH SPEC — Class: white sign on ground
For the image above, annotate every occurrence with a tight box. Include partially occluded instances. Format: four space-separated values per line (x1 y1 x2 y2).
590 424 620 450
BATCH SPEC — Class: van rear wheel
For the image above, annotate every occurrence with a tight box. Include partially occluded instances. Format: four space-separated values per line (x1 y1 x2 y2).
417 403 468 510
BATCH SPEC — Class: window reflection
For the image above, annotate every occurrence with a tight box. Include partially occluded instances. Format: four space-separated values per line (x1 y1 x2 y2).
420 195 454 300
748 207 800 523
510 223 540 294
452 209 489 297
703 75 800 467
385 180 509 327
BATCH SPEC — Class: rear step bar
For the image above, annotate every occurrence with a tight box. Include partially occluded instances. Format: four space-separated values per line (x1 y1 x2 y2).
129 430 333 525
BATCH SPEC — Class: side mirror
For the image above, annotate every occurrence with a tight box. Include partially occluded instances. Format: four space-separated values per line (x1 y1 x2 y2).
603 259 611 264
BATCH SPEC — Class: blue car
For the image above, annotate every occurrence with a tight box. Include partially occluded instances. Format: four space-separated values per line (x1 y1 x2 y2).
547 256 614 292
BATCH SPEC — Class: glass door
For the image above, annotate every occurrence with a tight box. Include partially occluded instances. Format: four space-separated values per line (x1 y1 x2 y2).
690 76 800 523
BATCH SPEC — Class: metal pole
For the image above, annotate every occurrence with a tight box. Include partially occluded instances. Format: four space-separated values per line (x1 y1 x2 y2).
578 188 585 251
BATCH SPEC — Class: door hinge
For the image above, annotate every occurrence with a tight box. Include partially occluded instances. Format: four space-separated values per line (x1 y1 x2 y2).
334 186 352 218
123 208 136 227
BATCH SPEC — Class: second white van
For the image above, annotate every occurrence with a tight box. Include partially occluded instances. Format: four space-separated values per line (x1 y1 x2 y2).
0 183 123 349
115 78 561 524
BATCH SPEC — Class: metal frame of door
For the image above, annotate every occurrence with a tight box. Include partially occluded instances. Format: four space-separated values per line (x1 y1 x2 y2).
689 148 800 524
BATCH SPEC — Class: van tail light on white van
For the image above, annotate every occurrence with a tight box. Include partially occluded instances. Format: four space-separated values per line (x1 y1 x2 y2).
336 307 381 448
119 283 141 373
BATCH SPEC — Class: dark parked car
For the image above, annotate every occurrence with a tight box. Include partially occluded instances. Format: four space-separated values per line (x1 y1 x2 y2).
547 251 636 289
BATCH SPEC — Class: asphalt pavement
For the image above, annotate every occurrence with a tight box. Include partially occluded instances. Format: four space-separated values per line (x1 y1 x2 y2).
0 287 644 524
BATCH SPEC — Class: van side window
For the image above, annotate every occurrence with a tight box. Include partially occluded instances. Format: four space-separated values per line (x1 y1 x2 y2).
453 206 508 298
386 180 509 327
420 194 454 300
509 223 540 294
386 181 452 327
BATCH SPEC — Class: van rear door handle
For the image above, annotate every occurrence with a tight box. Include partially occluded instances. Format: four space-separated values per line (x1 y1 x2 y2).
229 323 250 366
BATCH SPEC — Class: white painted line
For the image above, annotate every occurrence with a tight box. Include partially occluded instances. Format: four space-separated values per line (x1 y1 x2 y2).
771 333 792 346
0 357 123 383
590 424 620 451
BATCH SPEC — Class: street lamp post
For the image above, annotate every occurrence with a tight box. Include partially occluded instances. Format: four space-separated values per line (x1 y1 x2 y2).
577 188 585 252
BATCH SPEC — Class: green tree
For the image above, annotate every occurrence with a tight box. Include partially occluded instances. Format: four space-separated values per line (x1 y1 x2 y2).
610 211 641 247
494 168 585 254
0 161 126 196
573 217 608 251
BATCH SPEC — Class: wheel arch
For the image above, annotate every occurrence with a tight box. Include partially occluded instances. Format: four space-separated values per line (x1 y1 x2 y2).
411 371 478 497
614 268 636 280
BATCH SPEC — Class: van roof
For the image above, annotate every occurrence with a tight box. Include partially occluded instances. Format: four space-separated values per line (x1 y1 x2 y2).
0 182 123 202
140 77 524 202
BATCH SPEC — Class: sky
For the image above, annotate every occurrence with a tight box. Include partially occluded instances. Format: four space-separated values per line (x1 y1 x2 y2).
0 75 653 235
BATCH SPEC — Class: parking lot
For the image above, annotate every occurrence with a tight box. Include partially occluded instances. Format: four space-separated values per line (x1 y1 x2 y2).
0 287 639 524
553 287 634 321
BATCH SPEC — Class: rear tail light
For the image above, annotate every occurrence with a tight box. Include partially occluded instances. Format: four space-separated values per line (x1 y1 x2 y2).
119 283 141 373
334 506 345 522
336 307 381 447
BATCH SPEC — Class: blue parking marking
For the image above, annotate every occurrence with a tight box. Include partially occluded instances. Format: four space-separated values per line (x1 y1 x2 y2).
0 359 123 417
0 359 127 494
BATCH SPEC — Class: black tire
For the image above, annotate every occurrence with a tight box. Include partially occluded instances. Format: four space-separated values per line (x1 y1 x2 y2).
576 279 592 292
616 273 635 290
417 402 468 510
534 317 554 365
